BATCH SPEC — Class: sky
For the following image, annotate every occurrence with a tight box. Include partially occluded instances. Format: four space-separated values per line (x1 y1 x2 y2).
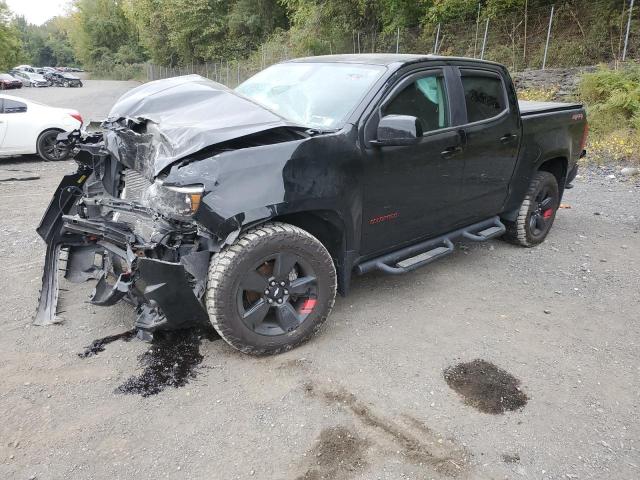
6 0 71 25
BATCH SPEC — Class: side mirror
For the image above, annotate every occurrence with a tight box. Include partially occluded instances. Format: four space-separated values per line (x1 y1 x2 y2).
372 115 422 146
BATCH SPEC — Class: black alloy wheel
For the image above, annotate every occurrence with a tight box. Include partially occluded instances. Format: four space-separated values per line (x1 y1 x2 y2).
502 171 560 247
529 185 556 237
237 252 319 336
37 130 70 161
206 222 337 355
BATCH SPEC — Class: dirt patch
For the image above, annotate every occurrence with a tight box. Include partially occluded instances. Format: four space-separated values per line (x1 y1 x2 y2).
304 384 469 477
444 360 528 414
502 453 521 463
297 426 369 480
278 358 312 370
115 327 218 397
78 329 136 358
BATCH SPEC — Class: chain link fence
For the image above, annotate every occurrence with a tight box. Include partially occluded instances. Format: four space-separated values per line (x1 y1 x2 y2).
147 0 638 86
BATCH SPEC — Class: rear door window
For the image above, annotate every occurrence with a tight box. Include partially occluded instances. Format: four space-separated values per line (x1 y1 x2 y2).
2 99 27 114
460 73 507 123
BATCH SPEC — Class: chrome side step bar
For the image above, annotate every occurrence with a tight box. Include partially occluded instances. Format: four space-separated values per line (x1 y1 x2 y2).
354 216 505 275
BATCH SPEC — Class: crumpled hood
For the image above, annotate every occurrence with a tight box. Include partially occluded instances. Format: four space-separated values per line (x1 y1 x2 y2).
102 74 298 179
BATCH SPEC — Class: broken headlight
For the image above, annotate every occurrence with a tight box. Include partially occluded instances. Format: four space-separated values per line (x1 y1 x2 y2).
142 180 203 221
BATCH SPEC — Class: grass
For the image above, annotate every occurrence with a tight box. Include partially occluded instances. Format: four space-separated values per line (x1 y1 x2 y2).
519 64 640 165
577 63 640 164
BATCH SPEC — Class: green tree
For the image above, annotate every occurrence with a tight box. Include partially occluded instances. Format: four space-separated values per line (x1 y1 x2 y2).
0 1 22 70
68 0 144 67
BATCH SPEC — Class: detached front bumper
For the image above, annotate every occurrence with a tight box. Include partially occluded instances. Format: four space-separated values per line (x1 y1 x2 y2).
60 214 210 331
35 138 213 333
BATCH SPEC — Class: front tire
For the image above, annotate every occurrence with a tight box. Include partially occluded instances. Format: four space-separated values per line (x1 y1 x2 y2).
502 171 560 247
206 222 337 355
36 129 70 161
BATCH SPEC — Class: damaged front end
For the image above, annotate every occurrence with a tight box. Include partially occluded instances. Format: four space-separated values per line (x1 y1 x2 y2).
35 74 309 334
35 129 215 334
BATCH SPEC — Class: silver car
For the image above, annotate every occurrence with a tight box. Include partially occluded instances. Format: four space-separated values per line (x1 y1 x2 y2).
12 70 49 87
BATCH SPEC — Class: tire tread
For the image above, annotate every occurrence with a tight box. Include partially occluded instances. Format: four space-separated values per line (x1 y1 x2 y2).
206 222 336 355
502 171 558 247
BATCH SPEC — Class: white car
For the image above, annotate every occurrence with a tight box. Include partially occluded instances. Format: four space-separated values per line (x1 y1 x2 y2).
0 94 83 161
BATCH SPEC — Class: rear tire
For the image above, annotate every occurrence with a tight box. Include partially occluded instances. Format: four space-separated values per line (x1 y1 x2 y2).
206 222 337 355
502 171 559 247
36 129 70 162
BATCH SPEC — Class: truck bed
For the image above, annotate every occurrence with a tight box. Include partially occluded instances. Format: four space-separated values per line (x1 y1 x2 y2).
518 100 583 116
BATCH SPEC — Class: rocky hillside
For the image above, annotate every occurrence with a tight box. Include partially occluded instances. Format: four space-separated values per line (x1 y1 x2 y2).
512 66 597 100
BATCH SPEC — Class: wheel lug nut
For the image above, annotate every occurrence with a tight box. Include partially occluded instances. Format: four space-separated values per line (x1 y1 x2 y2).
270 281 276 286
284 289 289 295
267 298 273 304
280 281 286 287
264 289 269 295
277 298 283 304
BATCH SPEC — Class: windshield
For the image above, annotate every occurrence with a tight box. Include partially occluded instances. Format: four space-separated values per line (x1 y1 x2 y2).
236 62 386 130
0 74 15 80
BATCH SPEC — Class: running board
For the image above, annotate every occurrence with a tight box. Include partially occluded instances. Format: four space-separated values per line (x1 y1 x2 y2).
355 216 505 275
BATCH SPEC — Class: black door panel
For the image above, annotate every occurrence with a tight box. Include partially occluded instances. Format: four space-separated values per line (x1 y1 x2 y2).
455 69 520 222
360 67 467 255
362 129 465 254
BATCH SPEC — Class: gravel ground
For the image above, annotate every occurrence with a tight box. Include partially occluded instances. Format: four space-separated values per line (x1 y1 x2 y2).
0 80 639 480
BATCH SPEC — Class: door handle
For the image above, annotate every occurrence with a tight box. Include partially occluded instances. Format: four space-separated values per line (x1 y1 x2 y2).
440 146 462 158
500 133 518 144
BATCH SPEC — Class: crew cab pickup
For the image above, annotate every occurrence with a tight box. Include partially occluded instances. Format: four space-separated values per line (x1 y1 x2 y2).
36 54 588 355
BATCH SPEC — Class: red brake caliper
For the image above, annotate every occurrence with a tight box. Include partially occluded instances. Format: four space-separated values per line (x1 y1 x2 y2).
300 299 317 315
543 209 553 219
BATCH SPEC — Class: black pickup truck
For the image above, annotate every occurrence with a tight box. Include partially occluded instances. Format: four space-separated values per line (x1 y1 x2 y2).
36 54 588 355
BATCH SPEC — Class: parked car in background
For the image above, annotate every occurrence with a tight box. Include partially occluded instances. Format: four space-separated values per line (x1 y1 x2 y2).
45 71 83 88
0 94 82 161
0 74 23 90
10 70 49 88
14 65 36 73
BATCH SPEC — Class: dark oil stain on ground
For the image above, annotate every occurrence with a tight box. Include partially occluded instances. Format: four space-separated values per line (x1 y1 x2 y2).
297 426 369 480
116 327 219 397
78 325 220 397
304 384 469 477
78 329 137 358
444 359 528 414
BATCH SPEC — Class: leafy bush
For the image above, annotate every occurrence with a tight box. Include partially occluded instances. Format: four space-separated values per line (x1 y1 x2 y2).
89 61 146 81
578 64 640 163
